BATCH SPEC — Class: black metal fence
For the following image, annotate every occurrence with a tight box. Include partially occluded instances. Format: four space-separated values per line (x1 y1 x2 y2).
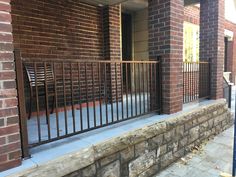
223 77 232 108
183 61 211 103
15 50 162 157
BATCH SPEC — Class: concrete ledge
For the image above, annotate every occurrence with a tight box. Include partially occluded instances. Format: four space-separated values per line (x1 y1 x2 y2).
4 99 233 177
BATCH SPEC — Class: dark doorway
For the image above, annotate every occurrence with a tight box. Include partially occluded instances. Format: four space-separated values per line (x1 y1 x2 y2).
122 13 132 92
224 37 228 72
122 13 132 60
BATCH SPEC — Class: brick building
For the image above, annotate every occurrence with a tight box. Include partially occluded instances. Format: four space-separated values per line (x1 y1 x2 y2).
0 0 234 175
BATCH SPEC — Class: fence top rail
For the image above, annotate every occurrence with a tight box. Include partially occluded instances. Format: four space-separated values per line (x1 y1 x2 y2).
21 58 160 64
183 61 210 64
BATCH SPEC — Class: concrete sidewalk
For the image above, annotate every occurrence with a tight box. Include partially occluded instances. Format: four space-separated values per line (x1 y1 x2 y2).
155 126 234 177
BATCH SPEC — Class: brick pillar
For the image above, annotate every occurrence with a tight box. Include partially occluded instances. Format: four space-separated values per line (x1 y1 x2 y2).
0 0 22 172
148 0 184 114
103 5 122 102
200 0 225 99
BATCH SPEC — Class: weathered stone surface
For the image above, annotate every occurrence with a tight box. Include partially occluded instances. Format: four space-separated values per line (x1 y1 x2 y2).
81 164 96 177
120 163 129 177
66 171 82 177
199 121 208 132
147 134 163 151
138 163 159 177
160 144 167 155
175 125 184 138
188 126 200 143
160 151 173 169
129 150 159 177
163 129 175 143
97 160 120 177
184 120 193 131
99 153 119 167
179 137 188 148
135 141 149 157
173 148 185 160
167 141 178 152
120 146 135 163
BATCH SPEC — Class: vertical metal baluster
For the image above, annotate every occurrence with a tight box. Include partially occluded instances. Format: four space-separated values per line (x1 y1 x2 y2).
91 63 96 127
193 63 195 100
190 63 192 102
191 63 194 101
15 51 29 157
195 63 197 100
134 63 137 116
120 63 124 120
85 63 90 129
78 63 83 131
187 63 189 102
183 63 185 103
125 63 129 118
44 62 51 140
187 63 190 103
130 63 133 117
104 63 108 124
62 62 68 135
34 62 41 142
110 63 114 123
138 63 142 114
193 63 195 101
142 63 145 114
197 63 199 99
70 63 76 133
115 63 119 121
208 60 211 98
146 64 150 112
150 63 153 110
154 63 157 110
53 63 59 137
98 63 102 126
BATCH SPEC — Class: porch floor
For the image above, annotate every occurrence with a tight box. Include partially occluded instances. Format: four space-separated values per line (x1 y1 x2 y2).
28 93 151 145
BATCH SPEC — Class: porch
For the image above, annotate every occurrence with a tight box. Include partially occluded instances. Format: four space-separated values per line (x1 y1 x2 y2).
1 99 233 177
0 0 228 174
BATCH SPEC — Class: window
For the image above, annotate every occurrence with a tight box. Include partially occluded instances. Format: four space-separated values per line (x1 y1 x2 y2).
183 22 199 62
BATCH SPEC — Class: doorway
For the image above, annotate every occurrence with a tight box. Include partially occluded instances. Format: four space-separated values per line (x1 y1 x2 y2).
122 13 132 92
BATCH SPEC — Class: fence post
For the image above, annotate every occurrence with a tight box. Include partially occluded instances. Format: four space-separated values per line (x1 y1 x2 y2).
208 58 212 99
157 56 162 114
229 84 232 108
14 50 30 158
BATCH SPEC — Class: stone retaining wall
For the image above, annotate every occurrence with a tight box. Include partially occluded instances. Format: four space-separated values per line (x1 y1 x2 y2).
9 100 233 177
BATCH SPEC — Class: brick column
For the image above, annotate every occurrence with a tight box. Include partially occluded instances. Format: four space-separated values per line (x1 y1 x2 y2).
0 0 22 172
200 0 225 99
103 5 122 102
148 0 184 114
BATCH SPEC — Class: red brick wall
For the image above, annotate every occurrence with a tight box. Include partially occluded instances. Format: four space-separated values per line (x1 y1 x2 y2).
0 0 22 172
184 5 199 25
184 5 236 84
200 0 225 99
103 5 122 101
11 0 104 60
10 1 120 114
148 0 184 114
224 20 236 83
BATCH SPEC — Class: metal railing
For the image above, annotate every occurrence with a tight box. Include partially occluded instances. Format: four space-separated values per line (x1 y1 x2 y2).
15 51 162 156
223 76 232 108
183 61 211 103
